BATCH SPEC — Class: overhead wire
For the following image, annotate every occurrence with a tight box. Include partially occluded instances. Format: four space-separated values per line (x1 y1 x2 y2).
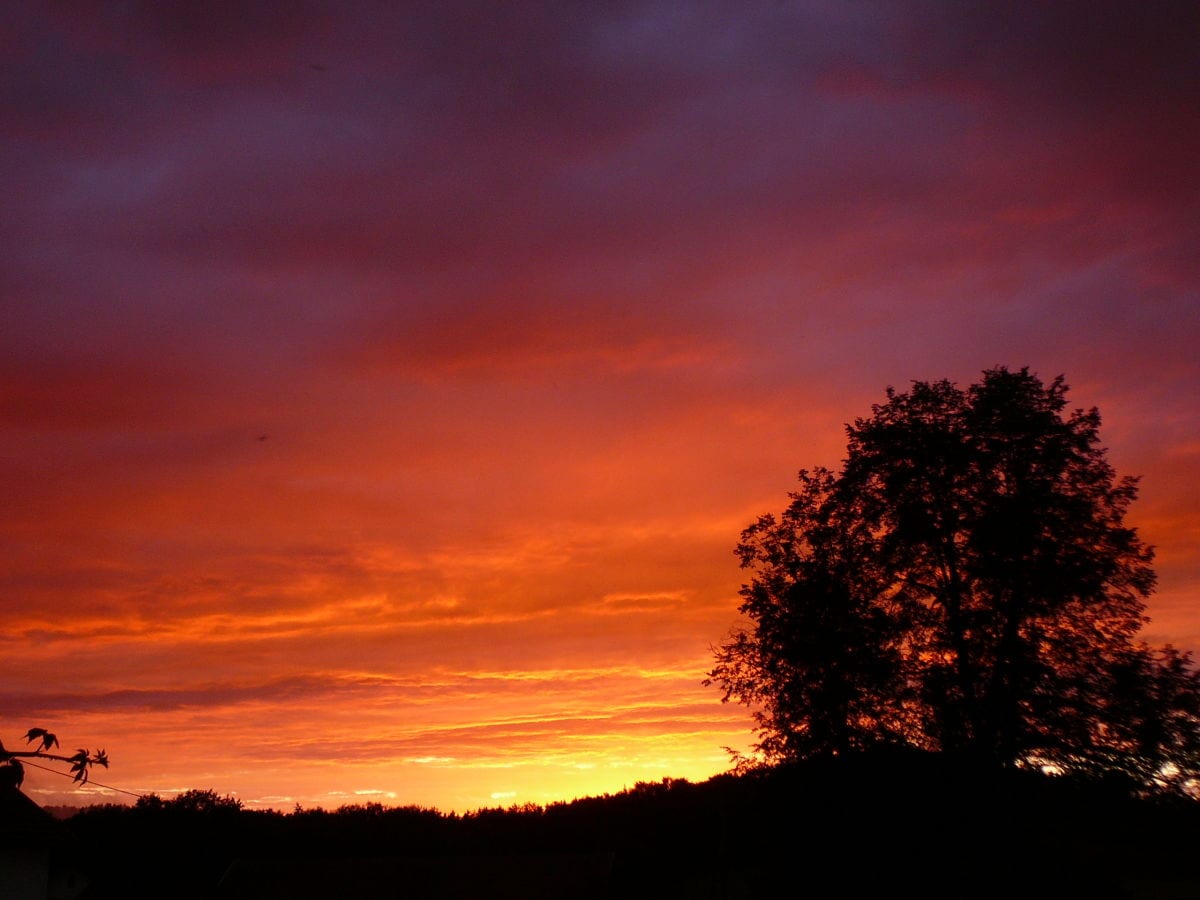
19 757 146 800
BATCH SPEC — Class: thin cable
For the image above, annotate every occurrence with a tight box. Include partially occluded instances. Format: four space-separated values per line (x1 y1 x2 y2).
20 757 146 800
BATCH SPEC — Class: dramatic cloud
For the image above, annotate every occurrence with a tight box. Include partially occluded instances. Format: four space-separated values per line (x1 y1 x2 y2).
3 1 1196 811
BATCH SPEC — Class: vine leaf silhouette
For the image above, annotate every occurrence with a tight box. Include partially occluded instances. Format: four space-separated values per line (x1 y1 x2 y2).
24 728 59 751
3 728 109 787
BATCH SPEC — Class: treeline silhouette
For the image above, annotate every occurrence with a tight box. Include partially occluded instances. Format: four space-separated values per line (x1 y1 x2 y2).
64 752 1200 899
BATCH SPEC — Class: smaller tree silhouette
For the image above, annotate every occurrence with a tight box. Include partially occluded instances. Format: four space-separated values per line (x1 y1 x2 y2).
134 788 243 813
0 727 109 790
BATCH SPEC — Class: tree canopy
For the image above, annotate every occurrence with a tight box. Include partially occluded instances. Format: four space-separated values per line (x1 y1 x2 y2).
708 367 1200 794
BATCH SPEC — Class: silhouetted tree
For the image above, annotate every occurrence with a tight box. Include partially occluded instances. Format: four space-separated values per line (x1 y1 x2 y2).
1096 644 1200 791
709 468 916 761
709 367 1200 792
135 788 243 813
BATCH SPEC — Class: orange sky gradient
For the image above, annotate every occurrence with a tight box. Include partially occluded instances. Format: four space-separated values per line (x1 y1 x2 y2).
3 2 1198 812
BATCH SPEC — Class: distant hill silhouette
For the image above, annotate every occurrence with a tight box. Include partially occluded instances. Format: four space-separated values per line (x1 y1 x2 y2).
53 753 1200 899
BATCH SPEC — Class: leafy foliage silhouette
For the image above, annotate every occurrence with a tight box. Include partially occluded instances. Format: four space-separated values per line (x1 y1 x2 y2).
708 367 1200 793
0 727 109 788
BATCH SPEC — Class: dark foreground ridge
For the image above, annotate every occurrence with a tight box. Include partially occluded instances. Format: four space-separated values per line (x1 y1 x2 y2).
15 752 1200 900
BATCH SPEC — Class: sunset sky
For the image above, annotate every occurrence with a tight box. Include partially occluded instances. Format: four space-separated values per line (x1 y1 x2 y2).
3 2 1198 813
